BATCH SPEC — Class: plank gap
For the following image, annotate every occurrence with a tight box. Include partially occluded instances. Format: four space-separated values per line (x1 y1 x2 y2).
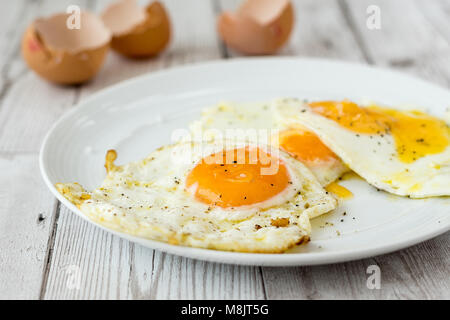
212 0 230 59
39 200 61 300
337 0 374 64
258 267 268 300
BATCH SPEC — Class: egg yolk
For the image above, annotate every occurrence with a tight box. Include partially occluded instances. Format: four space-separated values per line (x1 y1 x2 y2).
278 129 338 163
309 100 450 163
186 147 290 208
325 182 353 199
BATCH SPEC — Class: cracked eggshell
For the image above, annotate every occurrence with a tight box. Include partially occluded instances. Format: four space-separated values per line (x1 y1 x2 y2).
102 0 171 58
22 11 111 85
218 0 294 55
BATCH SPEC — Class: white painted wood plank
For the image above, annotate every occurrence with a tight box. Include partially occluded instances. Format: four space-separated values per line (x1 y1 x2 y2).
43 206 134 299
415 0 450 44
341 0 450 86
262 233 449 299
0 0 93 299
43 0 266 300
286 0 364 60
0 153 57 299
150 252 265 299
371 234 450 299
0 0 36 97
0 76 79 152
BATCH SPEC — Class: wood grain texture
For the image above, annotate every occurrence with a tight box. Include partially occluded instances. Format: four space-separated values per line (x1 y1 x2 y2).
415 0 450 44
0 0 448 300
0 0 91 299
261 233 449 300
0 153 57 299
286 0 364 61
341 0 450 86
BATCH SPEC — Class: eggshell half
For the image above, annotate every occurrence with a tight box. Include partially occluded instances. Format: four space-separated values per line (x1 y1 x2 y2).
218 0 294 55
22 11 111 85
102 0 171 58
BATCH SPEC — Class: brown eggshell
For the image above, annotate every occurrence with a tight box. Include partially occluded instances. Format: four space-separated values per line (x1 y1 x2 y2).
102 0 171 58
22 11 111 85
218 0 294 55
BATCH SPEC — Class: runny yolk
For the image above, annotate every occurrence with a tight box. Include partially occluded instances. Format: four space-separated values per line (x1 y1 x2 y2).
278 129 338 163
325 182 353 199
186 147 290 208
309 100 450 163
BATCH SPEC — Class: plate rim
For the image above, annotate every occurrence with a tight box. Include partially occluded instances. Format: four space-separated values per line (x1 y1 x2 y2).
40 57 450 266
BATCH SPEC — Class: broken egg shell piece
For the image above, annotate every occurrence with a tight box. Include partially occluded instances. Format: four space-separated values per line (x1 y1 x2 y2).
218 0 294 55
22 11 111 85
101 0 147 36
102 0 171 58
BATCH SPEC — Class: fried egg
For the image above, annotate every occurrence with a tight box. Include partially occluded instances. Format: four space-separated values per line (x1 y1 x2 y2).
275 98 450 198
56 140 337 253
189 101 349 187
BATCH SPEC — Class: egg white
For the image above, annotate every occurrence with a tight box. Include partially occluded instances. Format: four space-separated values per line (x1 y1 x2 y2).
56 140 337 253
189 101 348 186
274 98 450 198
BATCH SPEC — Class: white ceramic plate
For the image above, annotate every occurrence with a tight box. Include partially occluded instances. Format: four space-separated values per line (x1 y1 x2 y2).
40 58 450 266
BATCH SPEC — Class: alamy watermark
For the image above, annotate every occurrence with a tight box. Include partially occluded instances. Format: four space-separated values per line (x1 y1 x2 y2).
366 5 381 30
366 264 381 289
66 5 81 30
64 264 82 290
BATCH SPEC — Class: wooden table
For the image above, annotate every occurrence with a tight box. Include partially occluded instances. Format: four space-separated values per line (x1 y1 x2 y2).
0 0 448 300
